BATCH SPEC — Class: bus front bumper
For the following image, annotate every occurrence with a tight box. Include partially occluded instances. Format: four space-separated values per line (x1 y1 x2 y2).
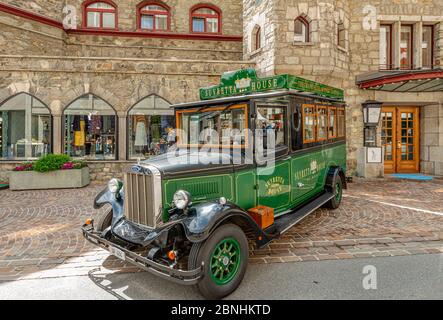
81 224 203 285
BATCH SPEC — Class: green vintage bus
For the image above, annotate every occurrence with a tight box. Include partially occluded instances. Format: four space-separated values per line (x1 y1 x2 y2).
82 69 347 299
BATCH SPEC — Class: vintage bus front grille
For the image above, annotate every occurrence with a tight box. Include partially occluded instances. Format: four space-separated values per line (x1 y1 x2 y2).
124 172 157 229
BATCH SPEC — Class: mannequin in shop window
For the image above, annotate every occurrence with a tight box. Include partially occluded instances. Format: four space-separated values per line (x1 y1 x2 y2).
134 115 148 156
166 126 176 148
73 115 86 157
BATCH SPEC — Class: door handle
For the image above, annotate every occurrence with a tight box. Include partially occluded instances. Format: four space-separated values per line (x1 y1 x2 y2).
297 182 305 188
396 141 402 149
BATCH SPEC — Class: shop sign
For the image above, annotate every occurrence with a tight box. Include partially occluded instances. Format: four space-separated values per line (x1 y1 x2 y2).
199 68 344 101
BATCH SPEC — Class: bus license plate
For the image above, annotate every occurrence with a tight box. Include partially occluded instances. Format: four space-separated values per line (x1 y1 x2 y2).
109 247 126 261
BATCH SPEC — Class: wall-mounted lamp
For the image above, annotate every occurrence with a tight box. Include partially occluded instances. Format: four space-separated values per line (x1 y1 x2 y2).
362 100 383 127
362 100 382 147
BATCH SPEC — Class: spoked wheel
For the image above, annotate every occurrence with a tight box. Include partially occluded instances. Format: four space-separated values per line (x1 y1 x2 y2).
325 175 343 209
188 224 248 299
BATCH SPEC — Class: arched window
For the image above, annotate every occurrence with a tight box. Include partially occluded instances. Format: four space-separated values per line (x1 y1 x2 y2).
128 95 174 160
252 25 262 51
0 93 52 160
190 5 221 34
63 94 117 160
294 16 309 43
137 2 170 31
337 21 346 48
83 1 117 29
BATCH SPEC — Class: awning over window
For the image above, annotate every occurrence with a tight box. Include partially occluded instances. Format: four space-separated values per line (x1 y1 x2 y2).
356 69 443 92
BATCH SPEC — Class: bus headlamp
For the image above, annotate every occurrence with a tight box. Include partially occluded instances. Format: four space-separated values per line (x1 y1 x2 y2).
108 178 123 194
173 190 192 210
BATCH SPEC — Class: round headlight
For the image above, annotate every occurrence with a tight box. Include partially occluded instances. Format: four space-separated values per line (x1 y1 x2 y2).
108 178 122 194
173 190 191 210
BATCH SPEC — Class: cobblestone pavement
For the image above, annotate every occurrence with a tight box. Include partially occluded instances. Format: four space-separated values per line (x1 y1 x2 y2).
0 177 442 281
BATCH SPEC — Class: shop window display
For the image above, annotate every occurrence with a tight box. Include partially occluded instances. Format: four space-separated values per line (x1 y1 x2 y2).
0 93 51 160
128 95 174 160
63 94 116 160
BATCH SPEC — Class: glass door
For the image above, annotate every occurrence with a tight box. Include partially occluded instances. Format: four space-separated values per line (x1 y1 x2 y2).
381 107 420 174
396 107 419 173
381 107 395 174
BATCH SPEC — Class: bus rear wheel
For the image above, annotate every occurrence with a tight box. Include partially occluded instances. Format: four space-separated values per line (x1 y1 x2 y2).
326 176 343 209
188 224 249 299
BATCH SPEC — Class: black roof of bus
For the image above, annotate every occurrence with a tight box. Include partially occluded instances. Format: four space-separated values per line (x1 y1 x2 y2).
172 90 345 110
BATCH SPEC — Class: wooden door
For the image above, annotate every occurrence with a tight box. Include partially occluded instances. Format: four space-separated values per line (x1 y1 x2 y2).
381 107 419 174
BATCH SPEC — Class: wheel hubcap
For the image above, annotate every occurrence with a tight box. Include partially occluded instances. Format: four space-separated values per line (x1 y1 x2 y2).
210 238 241 285
335 182 342 202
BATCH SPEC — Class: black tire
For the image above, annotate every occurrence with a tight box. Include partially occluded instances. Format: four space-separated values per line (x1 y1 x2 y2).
188 223 249 300
95 209 113 232
325 175 343 209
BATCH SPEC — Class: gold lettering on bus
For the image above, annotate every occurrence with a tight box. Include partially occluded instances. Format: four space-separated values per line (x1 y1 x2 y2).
266 176 285 196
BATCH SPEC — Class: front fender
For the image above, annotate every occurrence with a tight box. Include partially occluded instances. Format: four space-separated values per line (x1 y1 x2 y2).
325 166 347 190
94 187 125 227
180 201 271 247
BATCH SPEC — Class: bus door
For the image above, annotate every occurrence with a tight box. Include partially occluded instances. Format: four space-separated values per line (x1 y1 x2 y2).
254 102 291 213
290 102 325 204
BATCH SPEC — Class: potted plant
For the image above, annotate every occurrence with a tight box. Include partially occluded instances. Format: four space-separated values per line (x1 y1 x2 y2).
9 154 90 191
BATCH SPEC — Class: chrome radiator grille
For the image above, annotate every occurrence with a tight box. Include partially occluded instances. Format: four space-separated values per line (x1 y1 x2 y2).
124 171 158 229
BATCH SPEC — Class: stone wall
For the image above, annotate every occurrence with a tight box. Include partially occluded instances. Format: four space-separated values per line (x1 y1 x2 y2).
421 103 443 176
4 0 243 36
0 9 244 61
243 0 277 75
65 35 243 60
4 0 64 21
0 11 65 56
0 56 253 112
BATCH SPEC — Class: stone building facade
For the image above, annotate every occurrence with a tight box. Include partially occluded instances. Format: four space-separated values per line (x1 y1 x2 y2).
0 0 252 181
244 0 443 177
0 0 442 182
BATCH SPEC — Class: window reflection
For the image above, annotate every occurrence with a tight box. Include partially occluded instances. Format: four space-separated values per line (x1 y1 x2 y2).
0 93 51 160
400 25 413 69
128 95 174 159
63 94 116 160
191 7 220 33
256 106 286 148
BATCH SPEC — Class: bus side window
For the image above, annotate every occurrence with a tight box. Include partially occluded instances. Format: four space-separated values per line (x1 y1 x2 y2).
293 108 301 132
291 107 302 151
328 107 337 139
302 104 316 144
337 108 345 137
256 106 286 149
316 106 328 141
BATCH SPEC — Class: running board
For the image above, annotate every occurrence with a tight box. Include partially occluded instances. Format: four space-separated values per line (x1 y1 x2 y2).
267 192 334 237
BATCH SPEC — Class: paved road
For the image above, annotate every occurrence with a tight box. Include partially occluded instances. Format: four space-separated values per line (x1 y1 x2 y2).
1 254 442 300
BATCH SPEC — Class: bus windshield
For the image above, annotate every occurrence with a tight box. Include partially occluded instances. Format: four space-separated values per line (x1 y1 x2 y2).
176 104 248 148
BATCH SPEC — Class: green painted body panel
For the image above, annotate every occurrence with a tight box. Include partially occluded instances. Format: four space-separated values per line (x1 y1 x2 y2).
162 174 235 220
162 143 346 219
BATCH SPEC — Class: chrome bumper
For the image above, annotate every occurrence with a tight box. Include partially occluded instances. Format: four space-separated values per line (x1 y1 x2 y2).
81 224 203 285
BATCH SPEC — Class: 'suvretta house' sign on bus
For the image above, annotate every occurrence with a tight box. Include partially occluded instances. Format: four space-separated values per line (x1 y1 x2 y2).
199 68 344 101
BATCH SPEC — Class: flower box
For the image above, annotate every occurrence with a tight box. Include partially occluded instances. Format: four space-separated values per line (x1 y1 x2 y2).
9 167 90 191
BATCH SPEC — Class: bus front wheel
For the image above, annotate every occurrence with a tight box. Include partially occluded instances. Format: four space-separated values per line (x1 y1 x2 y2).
188 223 249 299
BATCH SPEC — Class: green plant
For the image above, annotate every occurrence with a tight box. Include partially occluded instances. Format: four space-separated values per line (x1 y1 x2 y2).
72 160 87 169
33 154 71 173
